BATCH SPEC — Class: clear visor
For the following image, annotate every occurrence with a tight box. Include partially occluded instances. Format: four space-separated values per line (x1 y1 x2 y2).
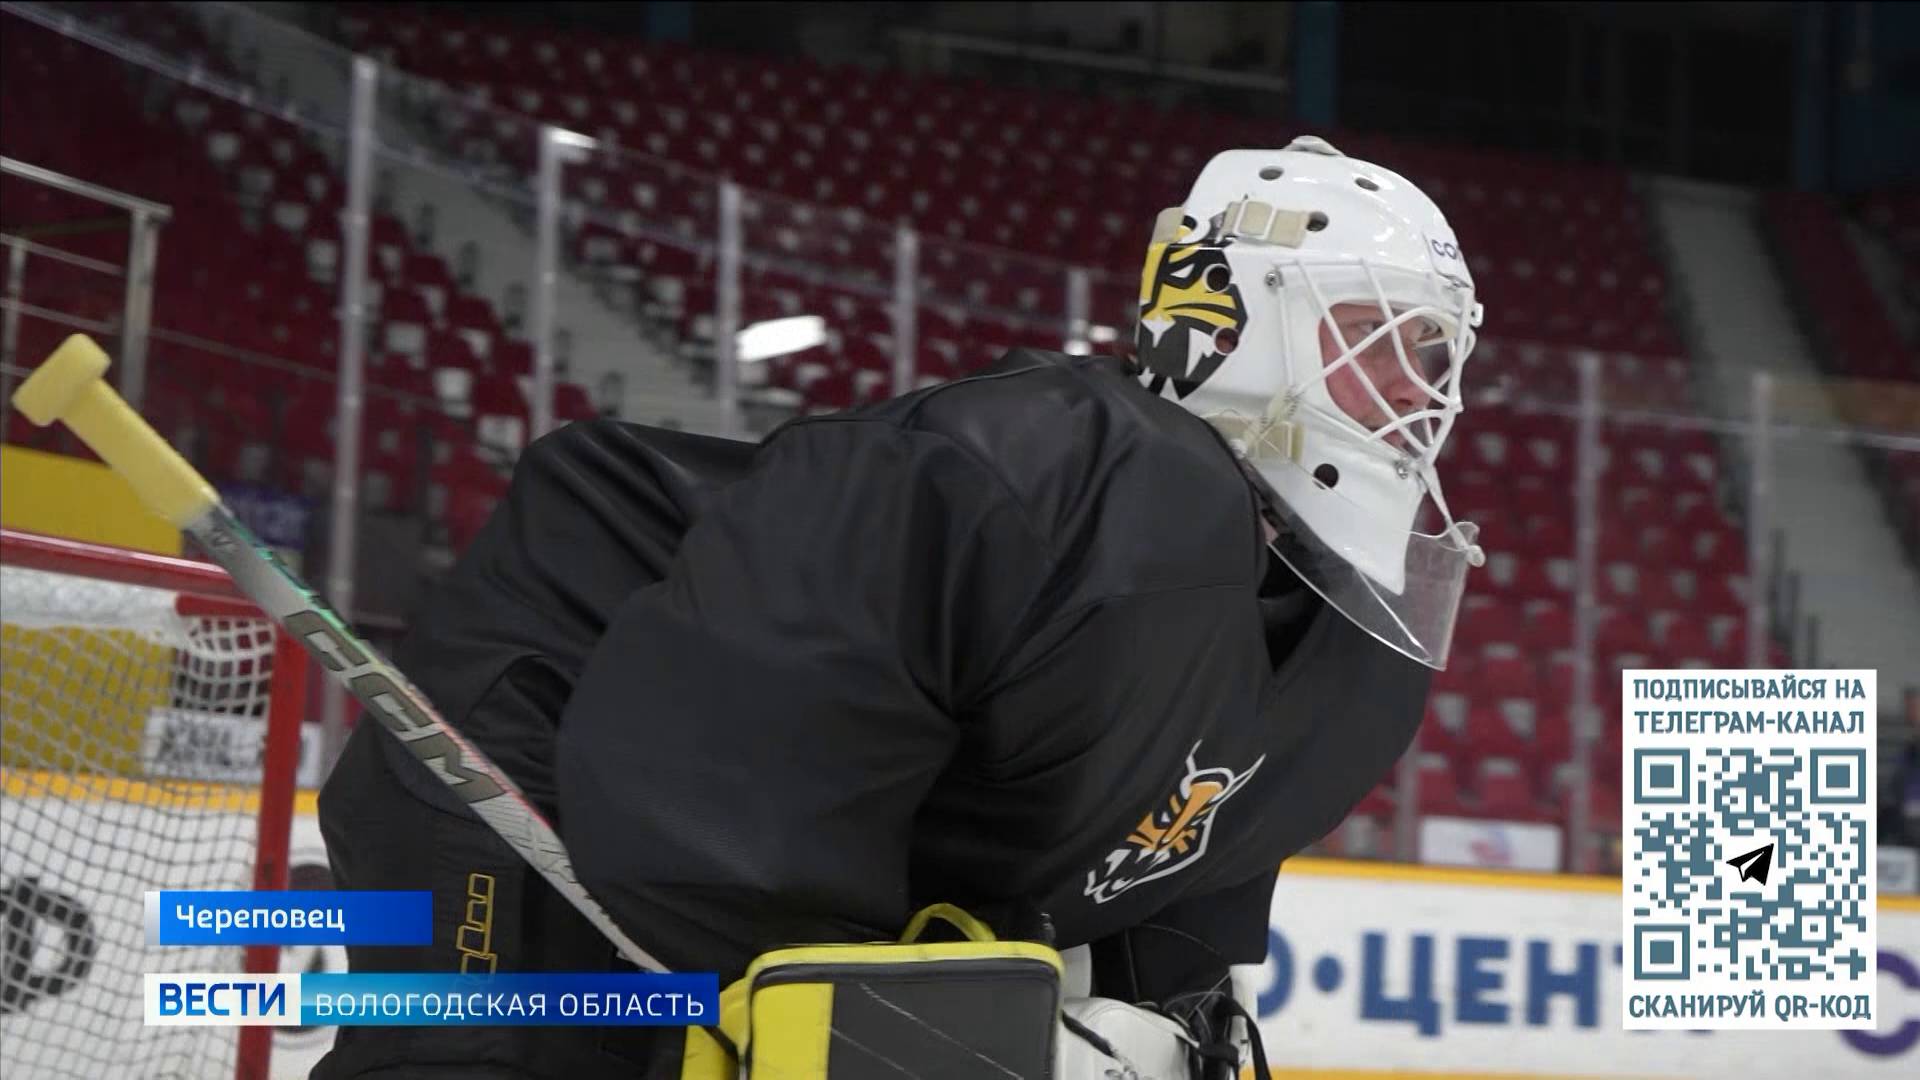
1246 460 1478 670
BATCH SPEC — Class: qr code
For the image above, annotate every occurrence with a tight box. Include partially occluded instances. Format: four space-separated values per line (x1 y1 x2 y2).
1628 746 1871 983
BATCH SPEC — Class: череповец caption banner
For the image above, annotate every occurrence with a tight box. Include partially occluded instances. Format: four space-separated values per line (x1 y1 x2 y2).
146 890 432 946
146 973 720 1026
144 891 717 1026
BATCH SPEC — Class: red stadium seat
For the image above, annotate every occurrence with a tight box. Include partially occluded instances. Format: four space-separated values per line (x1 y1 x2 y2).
1463 702 1531 761
1475 758 1542 821
1656 613 1717 664
554 382 599 422
1415 754 1468 817
1525 601 1574 650
1419 701 1469 775
1478 653 1541 705
1456 598 1525 650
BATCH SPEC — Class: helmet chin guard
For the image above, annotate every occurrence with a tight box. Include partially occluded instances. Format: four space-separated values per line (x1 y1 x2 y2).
1243 458 1481 670
1138 137 1486 669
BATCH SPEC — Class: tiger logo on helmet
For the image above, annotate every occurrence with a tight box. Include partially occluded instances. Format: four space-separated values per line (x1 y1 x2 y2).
1135 213 1247 398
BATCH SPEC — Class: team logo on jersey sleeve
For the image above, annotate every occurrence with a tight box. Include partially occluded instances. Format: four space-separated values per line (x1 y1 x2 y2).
1084 742 1266 905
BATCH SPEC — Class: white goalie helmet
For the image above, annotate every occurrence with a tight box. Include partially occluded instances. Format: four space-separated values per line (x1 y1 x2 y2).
1135 136 1486 669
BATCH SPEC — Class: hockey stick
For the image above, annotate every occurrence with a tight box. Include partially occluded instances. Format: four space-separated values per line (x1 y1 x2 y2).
10 334 669 975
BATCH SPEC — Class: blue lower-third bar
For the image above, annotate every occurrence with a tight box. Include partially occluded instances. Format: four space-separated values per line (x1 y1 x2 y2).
144 972 720 1027
301 972 719 1025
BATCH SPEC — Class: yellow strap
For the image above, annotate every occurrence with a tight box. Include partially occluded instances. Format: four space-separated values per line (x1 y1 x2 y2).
899 903 997 944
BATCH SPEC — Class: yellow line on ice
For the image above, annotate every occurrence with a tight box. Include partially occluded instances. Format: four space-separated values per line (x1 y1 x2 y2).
1286 855 1620 893
1 766 319 815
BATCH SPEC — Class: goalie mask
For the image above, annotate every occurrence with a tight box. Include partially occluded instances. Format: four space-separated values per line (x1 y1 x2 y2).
1137 136 1485 669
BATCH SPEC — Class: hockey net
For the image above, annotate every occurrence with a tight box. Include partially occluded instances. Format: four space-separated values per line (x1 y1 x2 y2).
0 529 305 1080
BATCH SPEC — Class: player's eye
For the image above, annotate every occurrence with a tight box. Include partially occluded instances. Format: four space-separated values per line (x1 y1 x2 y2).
1415 343 1448 381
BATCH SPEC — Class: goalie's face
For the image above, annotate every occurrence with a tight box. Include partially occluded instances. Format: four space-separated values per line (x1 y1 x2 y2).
1317 302 1438 444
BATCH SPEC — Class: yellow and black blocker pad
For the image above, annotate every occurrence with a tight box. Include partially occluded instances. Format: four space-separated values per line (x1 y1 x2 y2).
683 904 1063 1079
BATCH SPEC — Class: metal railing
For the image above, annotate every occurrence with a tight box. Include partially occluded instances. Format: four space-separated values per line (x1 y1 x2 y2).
0 156 168 409
891 26 1292 94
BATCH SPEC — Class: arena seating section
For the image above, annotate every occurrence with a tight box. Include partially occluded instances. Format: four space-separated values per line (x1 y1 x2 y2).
1863 190 1920 562
1 3 1828 866
1863 190 1920 322
1766 190 1920 579
337 12 1693 407
0 6 599 551
1769 190 1919 388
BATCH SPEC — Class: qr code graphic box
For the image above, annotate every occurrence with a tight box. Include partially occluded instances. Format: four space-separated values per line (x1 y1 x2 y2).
1622 669 1877 1031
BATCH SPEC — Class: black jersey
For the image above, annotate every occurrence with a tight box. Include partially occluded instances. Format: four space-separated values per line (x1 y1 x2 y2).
314 348 1429 1078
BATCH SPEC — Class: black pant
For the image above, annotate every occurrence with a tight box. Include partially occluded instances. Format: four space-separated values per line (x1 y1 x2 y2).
311 720 676 1079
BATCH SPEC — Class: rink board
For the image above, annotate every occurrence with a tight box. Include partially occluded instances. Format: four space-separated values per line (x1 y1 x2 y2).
1254 857 1920 1078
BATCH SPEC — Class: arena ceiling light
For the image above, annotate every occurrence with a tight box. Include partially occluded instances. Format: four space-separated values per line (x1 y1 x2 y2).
737 315 827 363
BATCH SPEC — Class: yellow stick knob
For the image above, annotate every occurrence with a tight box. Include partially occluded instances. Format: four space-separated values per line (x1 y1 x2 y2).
10 334 219 527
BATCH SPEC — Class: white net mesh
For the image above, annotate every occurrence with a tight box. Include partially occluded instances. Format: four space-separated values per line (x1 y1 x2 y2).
1 561 282 1080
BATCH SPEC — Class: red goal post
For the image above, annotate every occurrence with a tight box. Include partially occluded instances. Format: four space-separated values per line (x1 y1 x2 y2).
0 527 309 1080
